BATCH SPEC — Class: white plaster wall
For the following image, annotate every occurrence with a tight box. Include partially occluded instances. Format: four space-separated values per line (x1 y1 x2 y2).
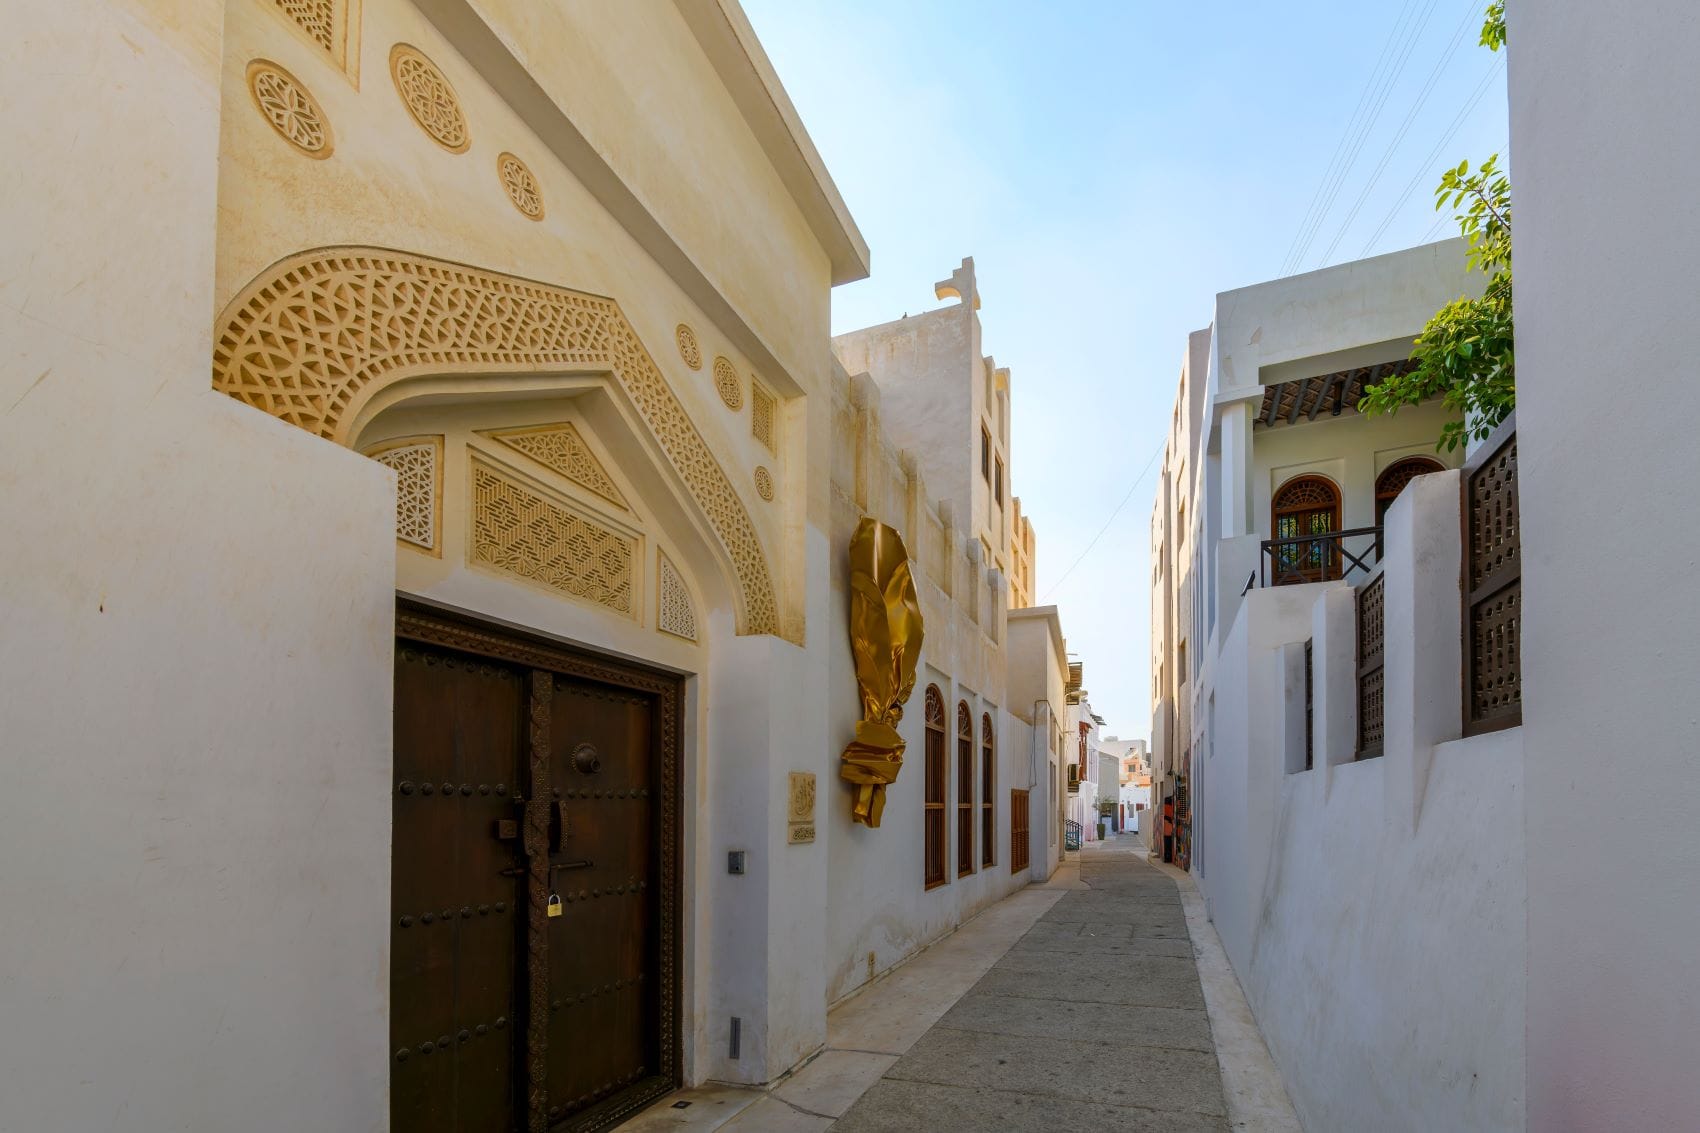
1250 730 1524 1133
0 2 395 1129
1198 479 1526 1132
1009 607 1067 879
1511 1 1700 1126
822 500 1029 1006
832 291 1007 565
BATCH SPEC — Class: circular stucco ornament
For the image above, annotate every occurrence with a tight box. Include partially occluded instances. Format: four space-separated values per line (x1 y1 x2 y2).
390 43 470 153
754 466 775 501
676 324 702 370
713 357 744 411
246 60 333 159
497 152 543 220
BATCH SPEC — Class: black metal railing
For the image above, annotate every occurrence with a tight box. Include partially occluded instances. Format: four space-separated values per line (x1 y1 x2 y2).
1064 819 1082 851
1259 526 1382 588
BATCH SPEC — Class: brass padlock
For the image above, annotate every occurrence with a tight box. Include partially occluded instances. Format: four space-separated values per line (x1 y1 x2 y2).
547 893 563 918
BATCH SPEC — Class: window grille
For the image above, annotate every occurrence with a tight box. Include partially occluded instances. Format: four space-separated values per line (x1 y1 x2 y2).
1357 573 1385 758
1464 424 1522 733
924 687 947 889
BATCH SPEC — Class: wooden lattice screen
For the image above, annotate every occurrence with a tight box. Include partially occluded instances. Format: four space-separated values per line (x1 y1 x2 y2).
1357 573 1386 758
1464 421 1522 734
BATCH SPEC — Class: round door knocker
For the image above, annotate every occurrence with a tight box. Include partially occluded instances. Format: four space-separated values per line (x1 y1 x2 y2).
571 743 602 775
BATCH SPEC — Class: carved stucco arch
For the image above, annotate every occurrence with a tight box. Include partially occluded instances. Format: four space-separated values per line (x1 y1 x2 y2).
212 246 779 636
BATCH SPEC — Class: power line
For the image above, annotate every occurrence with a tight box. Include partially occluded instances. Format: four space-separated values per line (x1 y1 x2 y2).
1293 0 1441 273
1359 53 1507 256
1040 441 1164 603
1277 0 1421 277
1282 0 1439 276
1314 0 1478 268
1414 130 1505 245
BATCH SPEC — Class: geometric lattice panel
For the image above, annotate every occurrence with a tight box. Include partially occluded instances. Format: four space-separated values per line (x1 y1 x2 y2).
210 247 778 636
1466 431 1521 729
657 550 698 642
265 0 359 78
483 422 628 510
470 462 635 616
364 435 441 552
751 382 776 452
1356 572 1386 757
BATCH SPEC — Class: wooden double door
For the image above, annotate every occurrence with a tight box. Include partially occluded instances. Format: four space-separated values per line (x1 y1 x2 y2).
391 603 681 1132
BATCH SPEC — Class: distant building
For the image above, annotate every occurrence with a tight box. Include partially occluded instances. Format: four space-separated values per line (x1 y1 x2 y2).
1100 736 1151 833
1009 496 1038 608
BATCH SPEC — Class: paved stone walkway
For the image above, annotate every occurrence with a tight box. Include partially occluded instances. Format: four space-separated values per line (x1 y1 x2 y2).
832 839 1230 1131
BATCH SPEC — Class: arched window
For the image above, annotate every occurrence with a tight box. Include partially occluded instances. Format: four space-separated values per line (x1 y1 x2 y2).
957 702 975 878
924 687 946 890
1375 457 1445 527
980 713 996 868
1272 474 1342 583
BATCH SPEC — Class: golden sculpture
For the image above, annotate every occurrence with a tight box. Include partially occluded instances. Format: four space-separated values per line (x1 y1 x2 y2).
839 518 924 827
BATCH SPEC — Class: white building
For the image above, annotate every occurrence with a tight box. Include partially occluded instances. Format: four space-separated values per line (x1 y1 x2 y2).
1148 11 1700 1115
1100 736 1151 833
1149 243 1473 869
0 4 1073 1129
1145 240 1523 1131
1061 663 1107 844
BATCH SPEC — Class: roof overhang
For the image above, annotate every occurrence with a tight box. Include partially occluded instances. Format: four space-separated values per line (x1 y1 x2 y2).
674 0 871 285
1253 357 1420 430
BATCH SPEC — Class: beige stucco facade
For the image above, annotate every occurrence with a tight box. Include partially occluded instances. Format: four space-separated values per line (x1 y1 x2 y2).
832 258 1017 581
1009 495 1038 609
0 1 1069 1129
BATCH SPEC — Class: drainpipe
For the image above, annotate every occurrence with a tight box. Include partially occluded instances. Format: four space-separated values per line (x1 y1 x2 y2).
1029 700 1049 789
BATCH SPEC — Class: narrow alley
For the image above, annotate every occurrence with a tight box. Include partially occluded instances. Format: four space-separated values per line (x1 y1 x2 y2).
633 839 1299 1131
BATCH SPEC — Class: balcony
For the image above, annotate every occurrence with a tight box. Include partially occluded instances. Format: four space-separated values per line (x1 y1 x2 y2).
1257 526 1382 589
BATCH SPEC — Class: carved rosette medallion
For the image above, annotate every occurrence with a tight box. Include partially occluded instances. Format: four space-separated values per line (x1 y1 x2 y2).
754 466 775 502
246 60 333 159
390 43 469 153
713 357 743 411
675 324 702 370
497 152 543 220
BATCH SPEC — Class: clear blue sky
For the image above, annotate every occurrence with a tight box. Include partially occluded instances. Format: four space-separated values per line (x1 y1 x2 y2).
744 0 1509 739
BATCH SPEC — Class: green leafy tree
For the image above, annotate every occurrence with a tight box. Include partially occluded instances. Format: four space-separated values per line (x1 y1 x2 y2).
1360 4 1510 451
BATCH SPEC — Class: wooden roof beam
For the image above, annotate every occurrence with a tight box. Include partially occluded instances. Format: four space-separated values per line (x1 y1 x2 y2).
1287 377 1314 424
1308 371 1338 420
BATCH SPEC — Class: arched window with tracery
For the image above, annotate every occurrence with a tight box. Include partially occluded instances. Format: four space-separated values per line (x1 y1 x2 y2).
924 687 947 889
1375 457 1445 527
957 702 975 878
980 713 996 868
1272 474 1342 583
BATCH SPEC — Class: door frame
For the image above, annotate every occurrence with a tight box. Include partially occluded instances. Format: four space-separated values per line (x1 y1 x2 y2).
395 596 685 1131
